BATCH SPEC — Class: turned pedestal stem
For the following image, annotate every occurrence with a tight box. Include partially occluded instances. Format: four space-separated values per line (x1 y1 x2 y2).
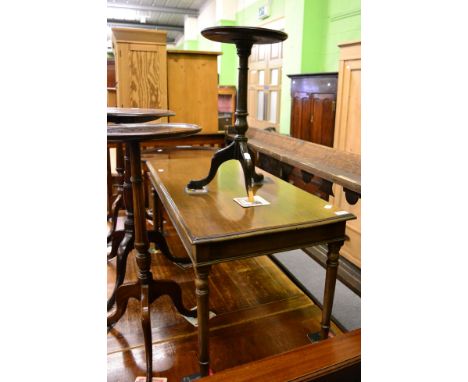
129 141 154 381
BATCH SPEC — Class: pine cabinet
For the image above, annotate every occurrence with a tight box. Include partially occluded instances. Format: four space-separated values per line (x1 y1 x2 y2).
166 50 221 134
112 28 168 120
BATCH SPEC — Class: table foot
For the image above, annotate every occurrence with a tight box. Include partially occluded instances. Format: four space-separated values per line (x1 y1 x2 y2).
307 330 335 343
181 372 201 382
181 368 214 382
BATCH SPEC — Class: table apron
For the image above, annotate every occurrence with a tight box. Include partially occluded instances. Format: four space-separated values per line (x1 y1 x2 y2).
192 221 347 266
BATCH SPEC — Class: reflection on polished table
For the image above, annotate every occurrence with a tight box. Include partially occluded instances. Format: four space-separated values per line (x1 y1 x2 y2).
145 148 356 379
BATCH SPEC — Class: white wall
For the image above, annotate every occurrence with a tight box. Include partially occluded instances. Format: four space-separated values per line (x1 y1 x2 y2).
236 0 260 12
184 15 198 41
197 0 220 51
216 0 237 20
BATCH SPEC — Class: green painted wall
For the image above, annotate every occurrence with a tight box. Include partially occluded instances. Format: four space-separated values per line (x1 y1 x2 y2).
280 0 305 134
300 0 327 73
301 0 361 73
181 0 360 134
323 0 361 71
183 40 199 50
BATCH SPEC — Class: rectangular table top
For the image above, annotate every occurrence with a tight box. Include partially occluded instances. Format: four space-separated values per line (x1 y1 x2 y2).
146 150 355 264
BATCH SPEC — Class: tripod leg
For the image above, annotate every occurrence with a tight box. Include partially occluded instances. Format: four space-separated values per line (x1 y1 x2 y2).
238 140 262 199
187 141 236 189
107 194 123 244
107 234 133 311
107 229 125 261
148 279 197 317
249 148 264 184
148 230 191 265
107 282 140 330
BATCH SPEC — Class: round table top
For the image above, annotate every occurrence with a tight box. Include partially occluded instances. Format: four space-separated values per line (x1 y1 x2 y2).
107 123 202 142
201 26 288 45
107 107 175 124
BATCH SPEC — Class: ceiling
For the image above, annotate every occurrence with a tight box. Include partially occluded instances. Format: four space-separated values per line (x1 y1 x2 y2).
107 0 207 45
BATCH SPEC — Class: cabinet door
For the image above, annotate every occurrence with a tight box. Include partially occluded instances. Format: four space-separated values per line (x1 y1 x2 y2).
290 93 336 147
115 42 168 111
310 95 336 147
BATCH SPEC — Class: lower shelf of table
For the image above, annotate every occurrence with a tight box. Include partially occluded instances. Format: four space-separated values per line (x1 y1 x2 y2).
107 219 343 382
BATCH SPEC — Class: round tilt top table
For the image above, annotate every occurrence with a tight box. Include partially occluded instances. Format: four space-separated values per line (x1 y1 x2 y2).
107 108 177 285
186 27 287 201
107 123 201 382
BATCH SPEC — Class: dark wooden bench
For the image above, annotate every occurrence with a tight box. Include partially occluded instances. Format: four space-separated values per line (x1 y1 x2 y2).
198 329 361 382
243 127 360 201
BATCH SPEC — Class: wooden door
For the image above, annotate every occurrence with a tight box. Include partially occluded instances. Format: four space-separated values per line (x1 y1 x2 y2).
247 41 283 130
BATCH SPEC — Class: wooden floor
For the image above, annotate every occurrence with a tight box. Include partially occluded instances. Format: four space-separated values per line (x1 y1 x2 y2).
107 218 342 382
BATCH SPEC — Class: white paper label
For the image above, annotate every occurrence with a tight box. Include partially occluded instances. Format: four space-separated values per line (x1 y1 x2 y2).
233 195 270 208
335 210 349 216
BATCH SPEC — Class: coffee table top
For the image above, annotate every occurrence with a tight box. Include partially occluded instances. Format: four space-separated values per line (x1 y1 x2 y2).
201 26 287 45
107 123 201 142
146 150 354 245
107 107 175 124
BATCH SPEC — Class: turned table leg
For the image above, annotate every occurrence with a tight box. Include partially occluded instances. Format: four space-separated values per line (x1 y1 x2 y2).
195 265 212 377
129 141 154 382
320 241 344 340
